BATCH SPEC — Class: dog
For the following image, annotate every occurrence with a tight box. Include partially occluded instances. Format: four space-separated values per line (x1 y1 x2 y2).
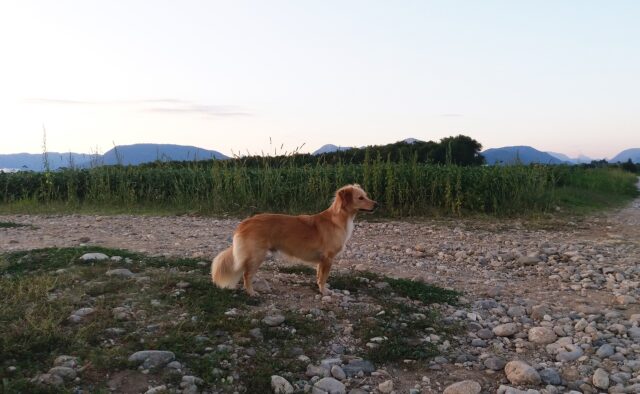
211 184 377 296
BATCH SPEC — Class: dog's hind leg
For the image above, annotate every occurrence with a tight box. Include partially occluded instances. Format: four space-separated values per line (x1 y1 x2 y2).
316 257 334 295
233 236 266 296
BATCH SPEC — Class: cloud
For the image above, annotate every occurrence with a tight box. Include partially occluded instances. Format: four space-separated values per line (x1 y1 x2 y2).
441 113 464 117
24 97 251 116
144 104 251 117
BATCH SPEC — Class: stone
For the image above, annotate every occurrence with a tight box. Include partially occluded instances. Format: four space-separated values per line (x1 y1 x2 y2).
144 386 167 394
539 368 561 385
592 368 609 390
330 365 346 380
106 268 135 278
313 377 346 394
306 364 330 378
504 360 541 385
53 355 78 368
262 313 286 327
128 350 175 369
378 380 394 394
556 344 583 362
443 380 482 394
31 373 64 386
484 357 506 371
493 323 518 337
476 328 495 339
48 366 76 380
596 344 615 358
80 252 109 261
271 375 294 394
528 327 557 345
342 359 375 377
517 256 540 266
508 306 527 317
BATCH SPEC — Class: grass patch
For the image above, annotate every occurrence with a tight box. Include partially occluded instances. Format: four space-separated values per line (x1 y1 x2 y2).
0 221 28 228
277 264 316 276
0 247 463 391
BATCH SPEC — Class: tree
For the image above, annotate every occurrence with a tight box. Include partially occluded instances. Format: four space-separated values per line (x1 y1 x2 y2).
622 159 638 173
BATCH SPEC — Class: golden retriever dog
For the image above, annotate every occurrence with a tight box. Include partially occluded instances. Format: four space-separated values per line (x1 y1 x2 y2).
211 184 377 295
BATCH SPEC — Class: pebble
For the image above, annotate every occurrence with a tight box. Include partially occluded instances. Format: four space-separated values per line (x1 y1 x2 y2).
271 375 294 394
313 377 346 394
443 380 482 394
504 360 541 385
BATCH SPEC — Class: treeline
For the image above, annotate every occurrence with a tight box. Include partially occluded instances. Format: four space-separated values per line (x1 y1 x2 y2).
139 135 485 169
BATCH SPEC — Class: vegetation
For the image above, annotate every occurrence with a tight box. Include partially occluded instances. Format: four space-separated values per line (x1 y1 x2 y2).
0 247 459 392
0 134 637 217
1 156 637 217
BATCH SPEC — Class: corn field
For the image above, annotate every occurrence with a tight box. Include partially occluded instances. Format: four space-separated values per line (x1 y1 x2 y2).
0 157 637 216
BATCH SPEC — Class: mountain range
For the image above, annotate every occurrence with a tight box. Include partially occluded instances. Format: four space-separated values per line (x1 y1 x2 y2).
1 141 637 171
0 144 228 171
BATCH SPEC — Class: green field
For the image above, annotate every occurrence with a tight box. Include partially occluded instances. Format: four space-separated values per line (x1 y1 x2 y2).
0 158 637 217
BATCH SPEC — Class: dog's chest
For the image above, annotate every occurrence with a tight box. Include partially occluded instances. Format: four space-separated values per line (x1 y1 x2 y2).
342 217 355 249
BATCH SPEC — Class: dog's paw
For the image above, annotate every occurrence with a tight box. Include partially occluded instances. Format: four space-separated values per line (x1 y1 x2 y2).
319 287 333 296
246 289 260 297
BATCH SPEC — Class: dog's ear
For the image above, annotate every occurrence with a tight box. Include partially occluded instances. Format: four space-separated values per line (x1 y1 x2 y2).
338 188 353 209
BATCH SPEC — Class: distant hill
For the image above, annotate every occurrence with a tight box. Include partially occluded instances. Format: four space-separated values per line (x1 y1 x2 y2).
0 152 91 171
482 146 565 165
94 144 228 166
0 144 229 171
610 148 640 163
547 152 594 164
312 144 353 155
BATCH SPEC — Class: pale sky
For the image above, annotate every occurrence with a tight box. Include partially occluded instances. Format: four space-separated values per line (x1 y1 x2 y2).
0 1 638 159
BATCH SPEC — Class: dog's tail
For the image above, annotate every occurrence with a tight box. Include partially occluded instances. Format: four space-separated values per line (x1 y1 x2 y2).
211 247 243 289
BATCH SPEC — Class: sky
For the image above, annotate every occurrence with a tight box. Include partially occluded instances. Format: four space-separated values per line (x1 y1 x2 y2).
0 1 638 159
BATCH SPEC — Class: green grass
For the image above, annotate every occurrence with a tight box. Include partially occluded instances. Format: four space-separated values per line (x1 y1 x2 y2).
0 221 27 228
1 160 636 218
0 247 462 392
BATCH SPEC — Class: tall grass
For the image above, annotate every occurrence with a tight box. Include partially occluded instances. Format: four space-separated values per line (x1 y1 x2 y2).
0 158 637 217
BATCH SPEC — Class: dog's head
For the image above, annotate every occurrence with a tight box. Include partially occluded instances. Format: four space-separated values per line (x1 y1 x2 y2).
335 184 378 214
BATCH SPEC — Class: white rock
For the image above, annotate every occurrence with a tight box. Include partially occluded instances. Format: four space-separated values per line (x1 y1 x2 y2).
443 380 482 394
378 380 394 394
504 360 541 385
528 327 557 345
312 377 346 394
592 368 609 390
271 375 294 394
493 323 518 337
79 253 109 261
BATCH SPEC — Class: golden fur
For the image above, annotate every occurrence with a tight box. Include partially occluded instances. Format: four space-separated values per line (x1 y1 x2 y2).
211 184 377 295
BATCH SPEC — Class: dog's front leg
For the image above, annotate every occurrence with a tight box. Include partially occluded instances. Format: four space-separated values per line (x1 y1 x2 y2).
316 257 333 295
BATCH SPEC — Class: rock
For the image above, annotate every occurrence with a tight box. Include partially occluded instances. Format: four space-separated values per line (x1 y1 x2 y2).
128 350 175 369
262 313 286 327
53 355 78 368
508 306 527 317
80 252 109 261
48 366 76 380
517 256 540 266
249 327 263 340
504 360 541 385
68 307 95 322
628 327 640 338
330 365 346 380
493 323 518 337
615 295 637 306
342 359 375 377
271 375 294 394
528 327 558 345
378 380 394 394
175 281 190 289
313 377 346 394
443 380 482 394
592 368 609 390
106 268 135 278
145 386 167 394
497 385 540 394
596 344 615 358
539 368 561 385
476 328 495 339
556 344 583 362
31 373 64 386
306 364 330 378
484 357 507 371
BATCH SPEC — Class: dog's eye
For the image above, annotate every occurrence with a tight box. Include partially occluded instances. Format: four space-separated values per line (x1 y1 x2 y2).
358 196 364 200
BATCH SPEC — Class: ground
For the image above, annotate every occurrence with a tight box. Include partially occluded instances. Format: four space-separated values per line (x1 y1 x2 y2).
1 185 639 393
